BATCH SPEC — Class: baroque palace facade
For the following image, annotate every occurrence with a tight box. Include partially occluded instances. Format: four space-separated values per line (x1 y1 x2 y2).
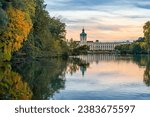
78 28 131 51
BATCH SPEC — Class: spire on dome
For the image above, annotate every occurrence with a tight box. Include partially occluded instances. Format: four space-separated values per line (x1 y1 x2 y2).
82 27 85 32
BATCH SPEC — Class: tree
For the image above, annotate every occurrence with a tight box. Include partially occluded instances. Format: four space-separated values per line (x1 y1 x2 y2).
0 0 68 61
23 0 36 17
143 21 150 54
73 45 90 55
1 7 32 61
130 43 142 54
0 0 33 61
19 0 68 58
68 38 79 54
49 17 66 41
0 7 7 34
136 37 145 42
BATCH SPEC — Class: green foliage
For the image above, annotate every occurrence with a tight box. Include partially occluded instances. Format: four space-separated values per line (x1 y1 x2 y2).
49 17 66 40
115 21 150 55
0 0 68 61
17 0 68 59
68 38 79 54
0 7 8 34
136 37 145 42
11 0 25 9
67 39 90 55
24 0 36 17
72 45 90 55
115 39 147 54
69 38 79 49
144 21 150 53
13 59 67 99
130 42 143 54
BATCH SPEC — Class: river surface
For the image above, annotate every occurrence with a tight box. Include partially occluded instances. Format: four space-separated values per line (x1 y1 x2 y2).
52 54 150 100
1 54 150 100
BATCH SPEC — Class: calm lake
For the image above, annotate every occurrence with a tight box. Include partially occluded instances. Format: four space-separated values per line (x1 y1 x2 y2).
1 54 150 100
52 54 150 100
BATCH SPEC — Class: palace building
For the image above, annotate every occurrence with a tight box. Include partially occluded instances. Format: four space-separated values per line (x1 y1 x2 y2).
79 28 131 51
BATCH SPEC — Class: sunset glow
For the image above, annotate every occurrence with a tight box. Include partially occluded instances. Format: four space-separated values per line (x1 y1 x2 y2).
45 0 150 41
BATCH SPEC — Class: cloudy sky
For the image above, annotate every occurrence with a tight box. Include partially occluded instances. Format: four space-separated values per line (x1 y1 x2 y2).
45 0 150 42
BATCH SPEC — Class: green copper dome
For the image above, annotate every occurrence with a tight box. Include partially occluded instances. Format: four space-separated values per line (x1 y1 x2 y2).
80 28 87 37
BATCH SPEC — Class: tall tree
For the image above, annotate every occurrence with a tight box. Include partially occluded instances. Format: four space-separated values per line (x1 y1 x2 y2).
0 6 7 34
0 0 68 61
143 21 150 54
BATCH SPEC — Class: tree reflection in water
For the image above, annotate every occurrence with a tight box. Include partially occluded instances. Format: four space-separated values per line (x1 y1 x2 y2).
131 55 150 86
69 55 150 87
0 62 32 100
67 57 90 76
1 55 150 100
128 55 150 86
0 57 90 100
13 59 67 100
144 58 150 86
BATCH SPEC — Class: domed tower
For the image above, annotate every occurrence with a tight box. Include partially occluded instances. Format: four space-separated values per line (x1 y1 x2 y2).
80 27 87 45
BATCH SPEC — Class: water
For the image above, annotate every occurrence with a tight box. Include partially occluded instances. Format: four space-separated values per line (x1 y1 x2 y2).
52 55 150 100
0 54 150 100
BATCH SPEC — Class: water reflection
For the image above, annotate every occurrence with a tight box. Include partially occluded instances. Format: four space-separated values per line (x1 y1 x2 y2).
0 55 150 100
67 58 90 76
74 55 150 81
12 59 67 100
144 58 150 86
0 62 32 100
54 55 150 100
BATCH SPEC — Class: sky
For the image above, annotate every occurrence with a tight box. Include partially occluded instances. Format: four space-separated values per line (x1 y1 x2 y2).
45 0 150 42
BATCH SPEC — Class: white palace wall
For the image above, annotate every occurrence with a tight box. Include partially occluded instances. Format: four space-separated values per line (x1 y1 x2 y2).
80 41 130 51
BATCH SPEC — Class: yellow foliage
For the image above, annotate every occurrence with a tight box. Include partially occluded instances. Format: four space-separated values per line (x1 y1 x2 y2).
0 63 33 100
0 7 32 61
2 7 32 52
24 0 36 17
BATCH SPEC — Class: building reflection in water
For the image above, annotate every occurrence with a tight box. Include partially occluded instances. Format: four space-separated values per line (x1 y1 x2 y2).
72 54 150 86
67 57 90 77
76 54 118 64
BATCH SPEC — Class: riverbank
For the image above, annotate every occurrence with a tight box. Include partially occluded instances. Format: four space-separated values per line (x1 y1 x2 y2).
87 50 116 54
87 50 150 55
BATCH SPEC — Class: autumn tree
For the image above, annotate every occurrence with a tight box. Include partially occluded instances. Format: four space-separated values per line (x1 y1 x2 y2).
2 7 32 60
0 0 33 61
0 0 68 61
19 0 68 58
